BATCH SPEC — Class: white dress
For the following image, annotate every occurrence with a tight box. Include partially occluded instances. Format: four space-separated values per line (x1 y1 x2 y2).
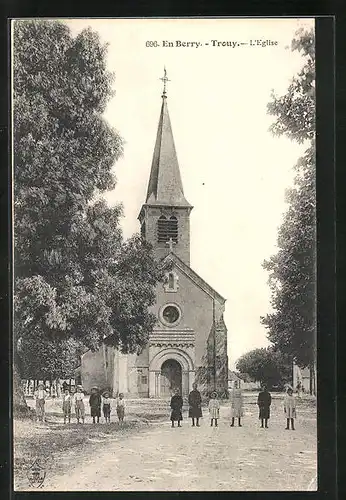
208 399 220 418
284 394 296 418
230 388 244 418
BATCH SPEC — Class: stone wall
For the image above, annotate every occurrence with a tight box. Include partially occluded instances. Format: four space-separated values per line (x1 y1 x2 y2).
81 345 115 394
195 315 228 398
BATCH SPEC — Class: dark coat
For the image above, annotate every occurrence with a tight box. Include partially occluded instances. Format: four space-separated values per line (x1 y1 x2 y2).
89 393 101 417
170 394 183 421
188 389 202 418
257 390 272 419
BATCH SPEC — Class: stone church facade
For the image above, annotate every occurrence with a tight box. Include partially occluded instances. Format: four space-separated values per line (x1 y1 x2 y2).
79 79 229 398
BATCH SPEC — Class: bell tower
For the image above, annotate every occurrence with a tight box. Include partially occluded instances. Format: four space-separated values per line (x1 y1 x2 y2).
138 69 193 265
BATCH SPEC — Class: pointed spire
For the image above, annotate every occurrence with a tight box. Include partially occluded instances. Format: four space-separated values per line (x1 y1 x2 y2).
145 70 191 207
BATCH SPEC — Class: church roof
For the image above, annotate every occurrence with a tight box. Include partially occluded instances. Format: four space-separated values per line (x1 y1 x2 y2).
162 252 226 304
145 96 192 207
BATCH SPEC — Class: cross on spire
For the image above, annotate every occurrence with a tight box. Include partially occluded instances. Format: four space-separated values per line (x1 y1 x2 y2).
160 67 170 97
166 238 176 253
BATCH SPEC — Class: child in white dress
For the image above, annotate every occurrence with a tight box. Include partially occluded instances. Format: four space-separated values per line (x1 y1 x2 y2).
208 392 220 427
284 387 297 430
230 380 244 427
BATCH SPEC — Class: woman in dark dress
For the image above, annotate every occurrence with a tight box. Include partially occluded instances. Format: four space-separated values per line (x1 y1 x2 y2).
188 383 202 426
170 389 183 427
257 385 272 428
89 387 102 423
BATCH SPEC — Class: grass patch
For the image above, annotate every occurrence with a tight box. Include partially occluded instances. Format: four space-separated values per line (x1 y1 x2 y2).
14 396 171 488
13 418 145 489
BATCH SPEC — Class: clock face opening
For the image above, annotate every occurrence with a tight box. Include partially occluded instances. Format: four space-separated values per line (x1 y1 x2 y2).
161 305 180 325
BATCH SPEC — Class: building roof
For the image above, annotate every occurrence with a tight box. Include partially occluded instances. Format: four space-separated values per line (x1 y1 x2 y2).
145 96 192 208
162 251 226 304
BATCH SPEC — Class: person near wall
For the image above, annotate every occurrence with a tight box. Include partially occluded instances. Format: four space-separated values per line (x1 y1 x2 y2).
34 383 48 423
284 387 297 430
208 391 220 427
74 385 85 424
170 388 183 428
257 385 272 428
230 380 244 427
188 383 203 427
89 387 102 424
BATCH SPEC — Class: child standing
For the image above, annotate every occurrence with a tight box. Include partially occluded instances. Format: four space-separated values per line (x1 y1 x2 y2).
208 392 220 427
62 389 72 424
284 387 297 430
73 385 85 424
89 387 101 424
34 383 48 423
257 385 272 428
170 389 183 428
296 381 303 398
230 380 244 427
116 393 125 424
102 392 111 423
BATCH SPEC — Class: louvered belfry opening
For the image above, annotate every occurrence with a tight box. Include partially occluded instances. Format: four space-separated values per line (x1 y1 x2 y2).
157 215 178 243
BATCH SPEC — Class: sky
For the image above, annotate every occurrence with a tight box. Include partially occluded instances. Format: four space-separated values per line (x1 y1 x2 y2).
66 18 314 368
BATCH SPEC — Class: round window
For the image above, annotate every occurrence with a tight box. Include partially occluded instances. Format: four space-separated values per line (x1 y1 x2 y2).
161 304 180 325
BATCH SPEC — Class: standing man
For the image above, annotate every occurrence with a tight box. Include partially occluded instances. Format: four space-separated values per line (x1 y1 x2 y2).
188 382 202 427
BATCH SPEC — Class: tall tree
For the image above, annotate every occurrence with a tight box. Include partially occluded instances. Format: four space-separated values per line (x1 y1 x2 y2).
236 348 292 389
13 20 166 411
260 28 316 392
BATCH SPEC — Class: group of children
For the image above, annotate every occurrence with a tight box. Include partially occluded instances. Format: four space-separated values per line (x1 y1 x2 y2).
170 382 298 430
63 386 125 424
34 381 298 429
33 383 125 424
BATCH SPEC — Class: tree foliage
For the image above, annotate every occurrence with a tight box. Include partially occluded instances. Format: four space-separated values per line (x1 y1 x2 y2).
261 28 316 369
236 348 292 388
13 20 166 382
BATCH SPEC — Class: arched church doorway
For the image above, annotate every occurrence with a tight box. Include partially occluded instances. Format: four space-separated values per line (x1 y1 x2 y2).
160 359 182 397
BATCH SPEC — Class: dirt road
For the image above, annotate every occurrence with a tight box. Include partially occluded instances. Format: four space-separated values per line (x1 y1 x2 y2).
35 399 316 491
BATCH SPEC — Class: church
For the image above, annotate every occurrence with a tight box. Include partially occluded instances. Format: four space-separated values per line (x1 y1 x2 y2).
78 72 229 398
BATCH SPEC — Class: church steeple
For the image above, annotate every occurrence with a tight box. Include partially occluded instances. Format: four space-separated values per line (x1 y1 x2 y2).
145 71 191 208
139 69 193 265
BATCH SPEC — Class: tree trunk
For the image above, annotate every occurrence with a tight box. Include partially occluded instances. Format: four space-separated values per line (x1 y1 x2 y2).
13 362 30 416
56 378 61 398
311 363 316 396
309 363 316 395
